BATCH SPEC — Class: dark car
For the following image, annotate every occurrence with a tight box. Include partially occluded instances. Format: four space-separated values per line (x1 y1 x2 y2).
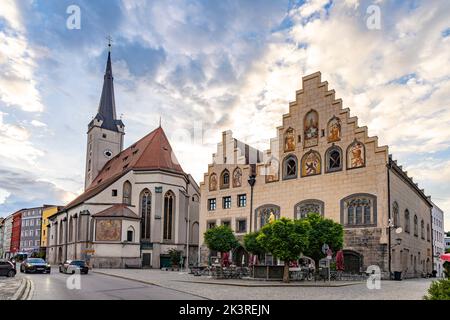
0 260 16 277
59 260 89 274
20 258 51 274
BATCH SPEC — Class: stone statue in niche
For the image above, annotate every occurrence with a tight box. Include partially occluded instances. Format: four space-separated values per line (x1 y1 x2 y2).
304 110 319 148
284 127 295 152
327 116 341 142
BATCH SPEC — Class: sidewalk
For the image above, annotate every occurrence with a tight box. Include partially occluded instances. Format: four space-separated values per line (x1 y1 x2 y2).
0 277 31 300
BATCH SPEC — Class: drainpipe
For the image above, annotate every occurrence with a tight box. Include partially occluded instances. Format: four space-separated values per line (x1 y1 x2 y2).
387 162 392 278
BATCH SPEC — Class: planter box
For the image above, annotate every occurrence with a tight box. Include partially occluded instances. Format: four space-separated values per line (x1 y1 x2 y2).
252 265 284 280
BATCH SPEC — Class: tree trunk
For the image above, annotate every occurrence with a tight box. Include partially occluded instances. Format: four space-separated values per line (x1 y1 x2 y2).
283 261 290 283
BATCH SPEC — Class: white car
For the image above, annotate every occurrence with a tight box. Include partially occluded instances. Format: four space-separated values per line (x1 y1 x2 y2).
59 260 89 274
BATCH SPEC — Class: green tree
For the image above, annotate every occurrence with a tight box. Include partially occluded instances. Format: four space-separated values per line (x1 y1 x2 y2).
302 213 344 266
204 225 239 264
257 218 311 283
423 279 450 300
167 248 182 267
244 231 266 256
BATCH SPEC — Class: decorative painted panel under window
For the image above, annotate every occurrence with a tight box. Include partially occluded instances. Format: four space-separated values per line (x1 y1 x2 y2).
282 155 298 180
341 194 377 227
294 200 324 219
163 191 175 241
123 181 132 205
255 205 280 230
140 189 152 240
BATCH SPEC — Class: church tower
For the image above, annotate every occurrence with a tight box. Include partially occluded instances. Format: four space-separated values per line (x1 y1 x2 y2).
85 48 125 189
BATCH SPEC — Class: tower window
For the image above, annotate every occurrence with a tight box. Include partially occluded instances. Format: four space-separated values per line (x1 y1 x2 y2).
112 189 118 197
102 134 107 138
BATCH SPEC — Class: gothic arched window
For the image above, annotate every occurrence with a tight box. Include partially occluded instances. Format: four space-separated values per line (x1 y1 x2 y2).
393 202 400 227
427 224 430 242
220 170 230 189
69 217 74 242
341 194 377 226
421 220 425 239
283 154 298 180
255 204 280 230
140 189 152 240
294 200 324 219
123 181 132 205
325 145 342 173
163 191 175 241
127 226 135 242
404 210 410 233
414 215 418 237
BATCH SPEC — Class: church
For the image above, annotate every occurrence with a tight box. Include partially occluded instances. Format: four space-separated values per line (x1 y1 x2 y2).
199 72 434 279
46 49 200 268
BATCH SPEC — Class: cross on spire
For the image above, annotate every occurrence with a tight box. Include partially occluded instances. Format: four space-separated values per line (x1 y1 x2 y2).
106 35 113 52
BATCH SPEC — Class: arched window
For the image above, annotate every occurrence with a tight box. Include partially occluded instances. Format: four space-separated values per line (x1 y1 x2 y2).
301 150 321 177
325 145 342 173
127 226 135 242
294 200 324 219
393 202 399 227
427 224 430 242
123 181 132 205
414 215 418 237
404 210 410 233
220 170 230 189
163 191 175 241
59 222 64 244
140 189 152 240
341 194 377 226
69 217 73 242
255 205 280 230
421 220 425 239
282 154 298 180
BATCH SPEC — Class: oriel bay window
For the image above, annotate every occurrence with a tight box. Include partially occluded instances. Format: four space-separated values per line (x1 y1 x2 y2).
341 194 377 227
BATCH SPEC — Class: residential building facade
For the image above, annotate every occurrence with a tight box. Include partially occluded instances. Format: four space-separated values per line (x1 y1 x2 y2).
46 50 200 269
2 215 13 259
199 72 433 279
20 207 45 254
41 206 62 249
431 203 445 277
10 211 23 256
0 219 4 258
445 236 450 252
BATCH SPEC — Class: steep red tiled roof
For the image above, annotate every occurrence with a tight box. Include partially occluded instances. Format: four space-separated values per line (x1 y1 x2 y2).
64 126 185 211
92 204 140 219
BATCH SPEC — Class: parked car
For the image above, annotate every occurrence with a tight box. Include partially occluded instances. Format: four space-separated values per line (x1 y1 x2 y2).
20 258 51 274
0 259 16 277
59 260 89 274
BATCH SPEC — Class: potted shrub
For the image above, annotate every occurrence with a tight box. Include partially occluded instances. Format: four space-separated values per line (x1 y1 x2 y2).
168 249 182 271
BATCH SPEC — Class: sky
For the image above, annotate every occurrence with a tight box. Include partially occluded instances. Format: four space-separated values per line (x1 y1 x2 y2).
0 0 449 230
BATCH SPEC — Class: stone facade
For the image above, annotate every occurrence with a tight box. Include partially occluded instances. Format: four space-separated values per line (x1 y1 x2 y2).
431 203 445 277
199 72 433 279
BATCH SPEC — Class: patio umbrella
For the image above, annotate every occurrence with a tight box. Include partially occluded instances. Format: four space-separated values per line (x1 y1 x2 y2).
440 253 450 262
336 250 345 271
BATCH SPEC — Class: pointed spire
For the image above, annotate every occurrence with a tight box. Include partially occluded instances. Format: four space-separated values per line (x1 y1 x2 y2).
93 48 121 132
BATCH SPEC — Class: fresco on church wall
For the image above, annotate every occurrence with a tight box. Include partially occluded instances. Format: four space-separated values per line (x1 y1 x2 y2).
209 173 217 191
233 167 242 187
304 110 319 148
96 219 121 241
301 150 321 176
327 116 341 142
284 127 296 152
265 158 279 183
348 140 365 168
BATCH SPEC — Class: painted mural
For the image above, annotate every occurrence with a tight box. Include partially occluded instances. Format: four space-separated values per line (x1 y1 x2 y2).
348 140 365 168
301 150 321 176
96 219 121 241
209 173 217 191
233 167 242 187
304 110 319 148
327 116 341 142
284 127 296 152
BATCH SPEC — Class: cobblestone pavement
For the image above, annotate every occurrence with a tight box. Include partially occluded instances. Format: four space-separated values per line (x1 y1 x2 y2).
93 269 434 300
0 277 22 300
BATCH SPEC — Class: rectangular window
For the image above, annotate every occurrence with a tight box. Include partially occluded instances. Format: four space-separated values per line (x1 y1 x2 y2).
223 196 231 209
208 198 216 211
127 230 133 242
238 194 247 207
30 219 34 226
207 221 216 230
112 189 118 197
364 206 371 224
222 220 231 228
36 229 40 236
236 220 247 233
